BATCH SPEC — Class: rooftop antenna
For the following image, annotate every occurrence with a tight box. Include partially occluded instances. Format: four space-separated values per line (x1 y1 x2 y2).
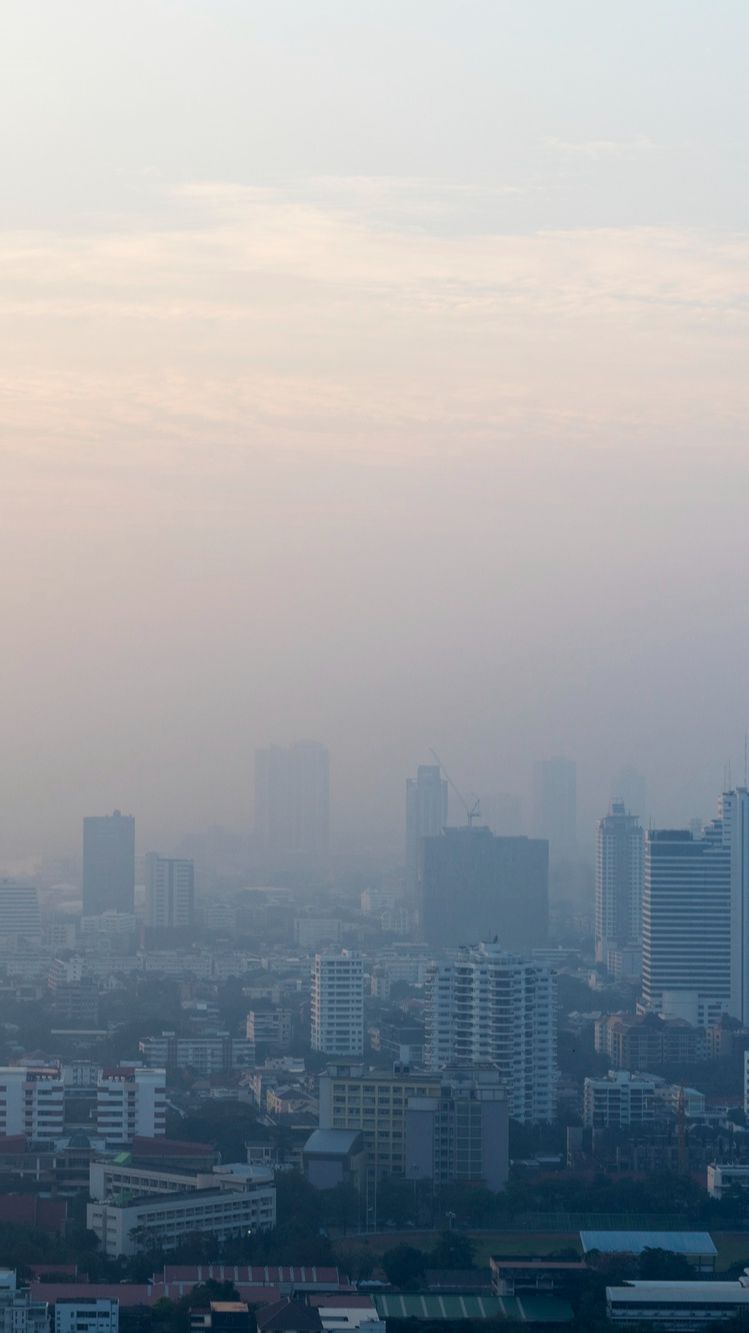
429 748 481 827
744 733 748 788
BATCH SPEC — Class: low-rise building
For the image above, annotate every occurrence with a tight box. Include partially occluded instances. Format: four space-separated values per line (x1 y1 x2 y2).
595 1013 700 1071
139 1033 254 1075
607 1279 749 1328
707 1163 749 1199
247 1010 292 1051
87 1175 276 1257
583 1071 656 1128
54 1299 118 1333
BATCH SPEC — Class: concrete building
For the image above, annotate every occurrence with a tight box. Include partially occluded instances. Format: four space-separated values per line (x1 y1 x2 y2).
531 757 577 863
89 1158 268 1202
311 952 364 1056
318 1065 443 1179
642 821 732 1027
0 880 42 945
0 1271 48 1333
254 742 330 862
404 1066 509 1191
82 812 135 916
418 826 549 951
139 1032 254 1074
424 942 557 1124
247 1009 292 1050
583 1071 656 1128
303 1129 367 1193
595 802 643 968
54 1300 118 1333
145 855 195 930
96 1066 166 1146
87 1176 276 1257
0 1066 65 1139
595 1012 700 1071
405 765 448 900
707 1163 749 1200
607 1280 749 1328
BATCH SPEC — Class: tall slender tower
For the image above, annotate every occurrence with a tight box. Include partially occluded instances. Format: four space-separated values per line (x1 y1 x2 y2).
405 765 448 899
82 811 135 916
532 758 577 863
595 801 644 967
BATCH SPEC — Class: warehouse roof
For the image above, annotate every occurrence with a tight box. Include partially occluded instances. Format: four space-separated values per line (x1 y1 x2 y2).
581 1231 716 1257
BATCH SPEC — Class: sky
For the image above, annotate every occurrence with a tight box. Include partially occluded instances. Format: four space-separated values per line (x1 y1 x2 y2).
2 1 749 865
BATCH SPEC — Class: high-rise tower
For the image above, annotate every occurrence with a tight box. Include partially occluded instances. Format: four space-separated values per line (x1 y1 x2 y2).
595 801 644 968
82 811 135 916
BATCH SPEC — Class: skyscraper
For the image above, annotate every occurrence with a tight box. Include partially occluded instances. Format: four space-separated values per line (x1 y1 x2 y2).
531 757 577 862
424 942 557 1123
144 854 195 930
405 764 448 898
641 822 731 1027
595 801 644 967
722 787 749 1024
418 825 548 951
82 811 135 916
254 741 330 862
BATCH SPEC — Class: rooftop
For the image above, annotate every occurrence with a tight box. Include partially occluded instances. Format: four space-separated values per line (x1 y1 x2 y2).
581 1231 717 1256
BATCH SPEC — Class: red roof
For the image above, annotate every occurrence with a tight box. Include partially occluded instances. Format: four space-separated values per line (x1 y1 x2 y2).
158 1267 344 1287
0 1136 29 1154
0 1197 67 1234
31 1284 282 1309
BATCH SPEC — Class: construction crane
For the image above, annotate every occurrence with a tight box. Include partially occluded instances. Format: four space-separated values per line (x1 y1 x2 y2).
429 748 481 827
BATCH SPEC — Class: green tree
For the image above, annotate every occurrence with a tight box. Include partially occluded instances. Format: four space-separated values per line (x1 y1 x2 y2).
639 1248 694 1281
381 1244 427 1289
429 1230 475 1271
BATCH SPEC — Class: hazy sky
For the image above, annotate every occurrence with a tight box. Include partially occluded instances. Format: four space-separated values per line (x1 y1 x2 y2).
2 1 748 863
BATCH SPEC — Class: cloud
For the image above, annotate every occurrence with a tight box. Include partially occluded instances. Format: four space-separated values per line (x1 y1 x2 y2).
544 135 665 161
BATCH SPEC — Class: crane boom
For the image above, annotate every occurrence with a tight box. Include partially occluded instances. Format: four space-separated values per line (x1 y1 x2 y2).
429 748 481 827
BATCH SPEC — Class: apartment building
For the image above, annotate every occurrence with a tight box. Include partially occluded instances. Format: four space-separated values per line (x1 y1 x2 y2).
318 1064 442 1178
311 952 364 1056
583 1071 656 1128
0 1066 65 1139
424 942 557 1123
96 1067 166 1146
139 1032 254 1075
54 1301 118 1333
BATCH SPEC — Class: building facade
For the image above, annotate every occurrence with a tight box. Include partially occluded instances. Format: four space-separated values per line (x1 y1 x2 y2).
82 812 135 916
0 1066 65 1139
87 1179 276 1257
254 742 330 862
145 855 195 930
96 1066 166 1146
531 757 577 863
311 952 364 1056
583 1071 656 1128
641 821 731 1027
418 826 549 951
424 942 557 1123
595 802 643 968
404 1067 509 1191
405 765 448 900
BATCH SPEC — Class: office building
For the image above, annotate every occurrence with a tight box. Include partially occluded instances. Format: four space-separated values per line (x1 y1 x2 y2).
254 742 330 861
595 802 644 967
54 1301 118 1333
424 942 557 1123
641 819 731 1028
0 1066 65 1139
82 812 135 916
405 765 448 899
418 826 549 951
583 1071 656 1128
96 1066 166 1146
531 757 577 863
145 855 195 930
87 1175 275 1257
139 1032 254 1074
404 1067 509 1191
723 788 749 1023
311 952 364 1056
0 880 41 944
